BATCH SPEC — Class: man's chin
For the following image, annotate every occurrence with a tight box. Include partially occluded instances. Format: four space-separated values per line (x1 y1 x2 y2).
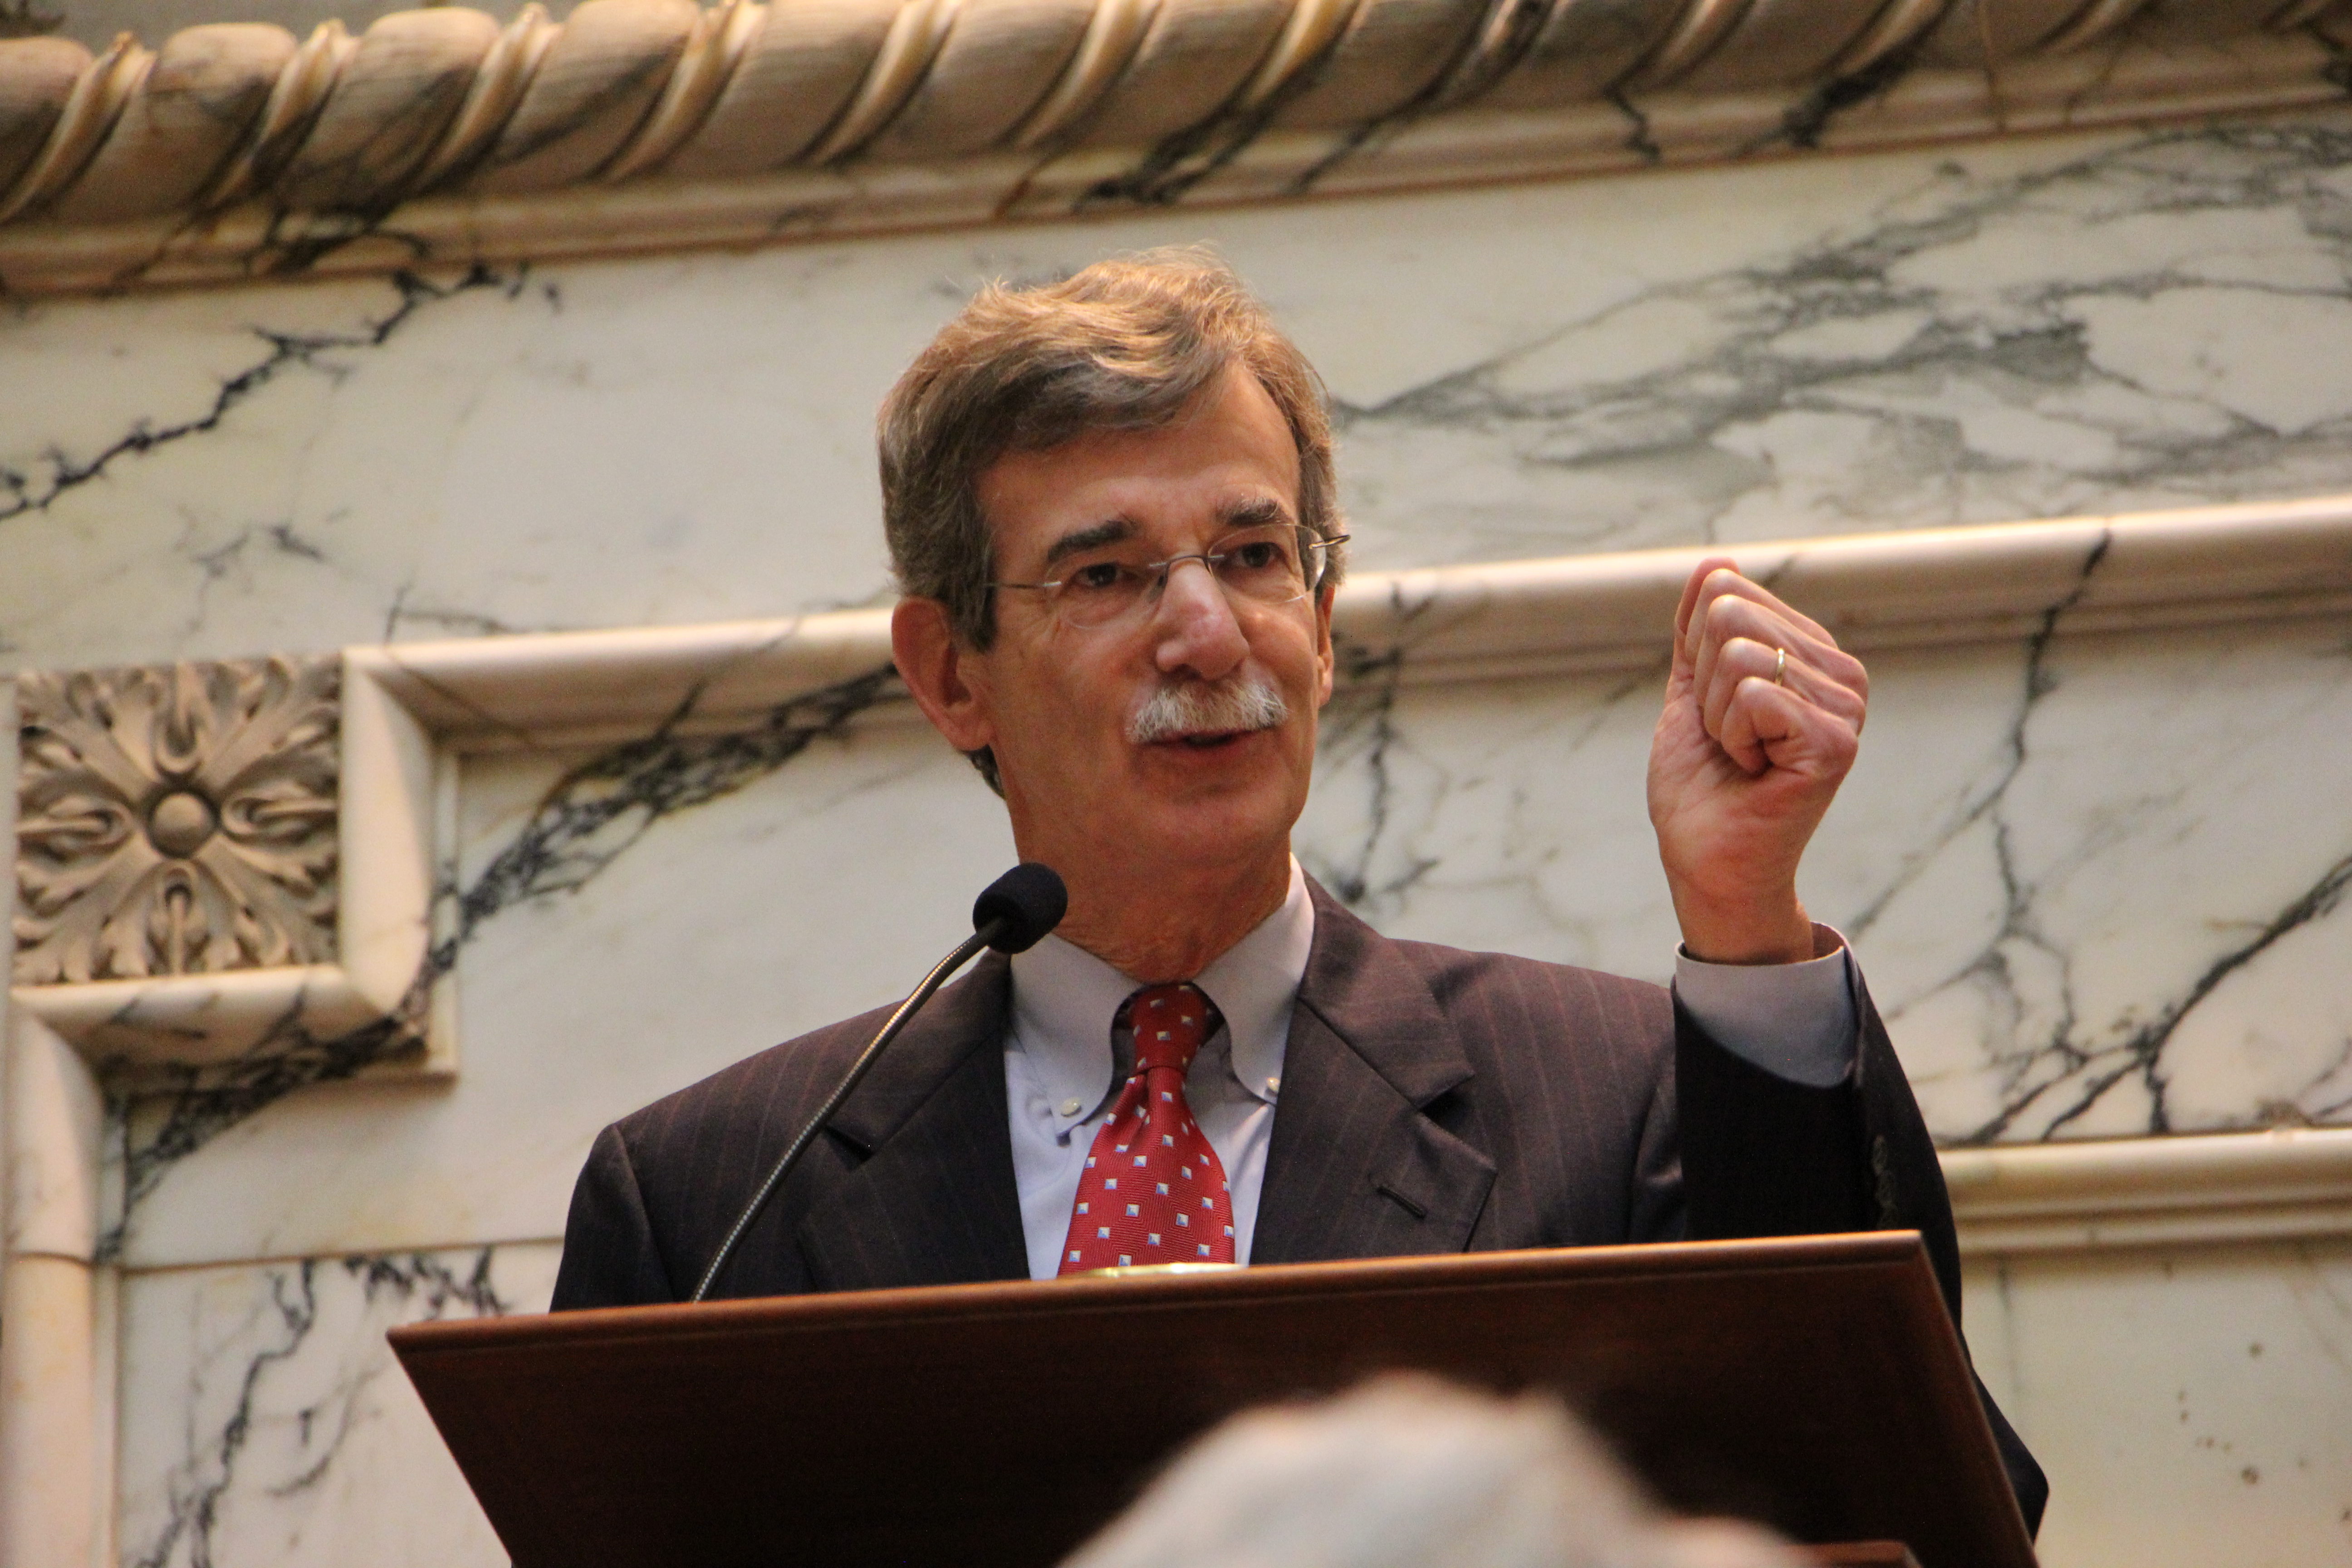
1004 736 1304 892
1122 726 1311 827
1123 775 1299 873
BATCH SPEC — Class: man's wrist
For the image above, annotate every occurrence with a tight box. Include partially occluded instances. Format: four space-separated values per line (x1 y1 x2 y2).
1671 897 1818 966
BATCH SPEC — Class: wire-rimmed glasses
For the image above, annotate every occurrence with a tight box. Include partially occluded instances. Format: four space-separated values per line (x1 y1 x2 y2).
990 523 1348 632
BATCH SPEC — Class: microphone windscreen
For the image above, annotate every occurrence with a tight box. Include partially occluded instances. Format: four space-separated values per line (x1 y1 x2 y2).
972 862 1068 953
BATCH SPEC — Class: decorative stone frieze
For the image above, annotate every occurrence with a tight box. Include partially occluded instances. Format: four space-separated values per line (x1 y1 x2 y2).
11 649 436 1075
0 0 2347 294
15 656 341 985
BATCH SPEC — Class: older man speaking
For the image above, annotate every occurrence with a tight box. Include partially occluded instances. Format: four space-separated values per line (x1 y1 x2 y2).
551 251 2043 1527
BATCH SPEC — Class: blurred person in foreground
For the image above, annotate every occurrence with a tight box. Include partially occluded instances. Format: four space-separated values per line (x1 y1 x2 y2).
1065 1376 1802 1568
552 249 2043 1530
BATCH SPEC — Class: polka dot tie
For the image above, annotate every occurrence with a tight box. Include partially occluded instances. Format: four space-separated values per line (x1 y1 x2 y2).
1058 982 1235 1274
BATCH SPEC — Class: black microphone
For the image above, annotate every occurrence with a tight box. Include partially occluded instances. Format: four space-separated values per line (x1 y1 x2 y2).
968 861 1068 955
690 862 1068 1301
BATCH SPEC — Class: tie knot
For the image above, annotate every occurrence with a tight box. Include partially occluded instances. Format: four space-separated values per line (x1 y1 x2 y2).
1123 982 1217 1075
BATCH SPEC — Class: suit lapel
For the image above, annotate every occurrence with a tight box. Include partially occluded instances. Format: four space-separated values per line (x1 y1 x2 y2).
1252 882 1497 1263
794 956 1032 1291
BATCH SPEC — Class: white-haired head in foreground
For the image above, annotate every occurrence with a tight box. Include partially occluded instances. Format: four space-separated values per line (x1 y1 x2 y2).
1061 1375 1804 1568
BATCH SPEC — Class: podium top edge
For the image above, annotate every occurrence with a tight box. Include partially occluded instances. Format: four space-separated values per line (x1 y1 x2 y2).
391 1231 1931 1356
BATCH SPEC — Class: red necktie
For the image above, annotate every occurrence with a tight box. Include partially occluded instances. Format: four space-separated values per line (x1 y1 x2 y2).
1058 982 1235 1274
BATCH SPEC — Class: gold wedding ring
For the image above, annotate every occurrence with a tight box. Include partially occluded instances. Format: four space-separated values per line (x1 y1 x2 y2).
1773 647 1787 687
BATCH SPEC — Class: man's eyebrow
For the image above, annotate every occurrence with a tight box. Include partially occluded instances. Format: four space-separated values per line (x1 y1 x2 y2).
1042 518 1137 569
1220 496 1294 529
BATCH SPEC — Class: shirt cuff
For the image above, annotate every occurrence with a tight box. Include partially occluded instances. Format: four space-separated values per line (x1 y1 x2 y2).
1671 923 1857 1089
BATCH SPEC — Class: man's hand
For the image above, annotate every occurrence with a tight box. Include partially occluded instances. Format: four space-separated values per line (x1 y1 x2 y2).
1646 557 1868 965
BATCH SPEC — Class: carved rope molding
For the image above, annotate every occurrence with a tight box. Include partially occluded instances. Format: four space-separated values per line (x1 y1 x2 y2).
0 0 2348 294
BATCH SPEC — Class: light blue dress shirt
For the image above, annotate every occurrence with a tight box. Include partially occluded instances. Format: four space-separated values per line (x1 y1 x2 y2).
1003 858 1856 1282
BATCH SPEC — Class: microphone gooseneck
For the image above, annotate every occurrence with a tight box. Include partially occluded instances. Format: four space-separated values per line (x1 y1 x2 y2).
690 863 1068 1302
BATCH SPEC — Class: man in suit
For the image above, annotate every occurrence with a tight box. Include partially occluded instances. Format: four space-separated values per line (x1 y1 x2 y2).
551 251 2045 1529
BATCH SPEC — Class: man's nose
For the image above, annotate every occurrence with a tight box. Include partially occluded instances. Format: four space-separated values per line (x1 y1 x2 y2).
1151 559 1250 679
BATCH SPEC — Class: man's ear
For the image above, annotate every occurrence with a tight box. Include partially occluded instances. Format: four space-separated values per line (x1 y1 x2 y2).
892 598 997 753
1313 579 1337 708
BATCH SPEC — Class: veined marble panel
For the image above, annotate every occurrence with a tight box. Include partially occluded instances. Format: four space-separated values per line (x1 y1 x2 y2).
1962 1239 2352 1568
5 115 2352 673
1308 614 2352 1145
1338 118 2352 560
113 1242 559 1568
101 597 2352 1271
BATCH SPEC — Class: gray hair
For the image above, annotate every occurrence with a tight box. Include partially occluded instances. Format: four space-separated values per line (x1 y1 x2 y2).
877 245 1345 654
1061 1376 1803 1568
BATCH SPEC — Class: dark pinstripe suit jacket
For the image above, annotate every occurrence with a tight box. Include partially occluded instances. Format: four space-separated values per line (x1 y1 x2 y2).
552 878 2046 1530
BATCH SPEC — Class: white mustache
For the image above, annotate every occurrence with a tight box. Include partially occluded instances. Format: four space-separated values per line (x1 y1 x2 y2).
1127 673 1290 745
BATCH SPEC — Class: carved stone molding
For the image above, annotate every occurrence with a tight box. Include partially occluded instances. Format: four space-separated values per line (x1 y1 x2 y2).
363 493 2352 750
0 0 2347 295
8 492 2350 1073
1944 1126 2352 1254
11 650 438 1075
15 657 340 986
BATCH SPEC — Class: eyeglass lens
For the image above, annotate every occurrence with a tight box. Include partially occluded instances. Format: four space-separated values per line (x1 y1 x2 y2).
1050 525 1325 629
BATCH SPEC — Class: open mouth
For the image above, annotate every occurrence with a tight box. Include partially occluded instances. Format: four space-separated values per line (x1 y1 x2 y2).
1174 730 1250 750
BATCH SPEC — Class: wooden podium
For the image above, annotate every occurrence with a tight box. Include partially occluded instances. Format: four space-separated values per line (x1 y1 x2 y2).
392 1232 2033 1568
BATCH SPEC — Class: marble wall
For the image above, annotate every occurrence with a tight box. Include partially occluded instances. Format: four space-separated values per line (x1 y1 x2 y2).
1964 1240 2352 1568
6 107 2352 1568
9 116 2352 668
117 1246 559 1568
1311 615 2352 1145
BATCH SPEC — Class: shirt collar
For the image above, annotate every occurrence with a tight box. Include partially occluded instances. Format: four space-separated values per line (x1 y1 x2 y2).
1193 857 1311 1102
1008 858 1314 1132
1006 930 1142 1128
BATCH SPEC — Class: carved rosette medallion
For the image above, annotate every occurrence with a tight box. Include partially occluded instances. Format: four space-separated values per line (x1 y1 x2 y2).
15 656 341 985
